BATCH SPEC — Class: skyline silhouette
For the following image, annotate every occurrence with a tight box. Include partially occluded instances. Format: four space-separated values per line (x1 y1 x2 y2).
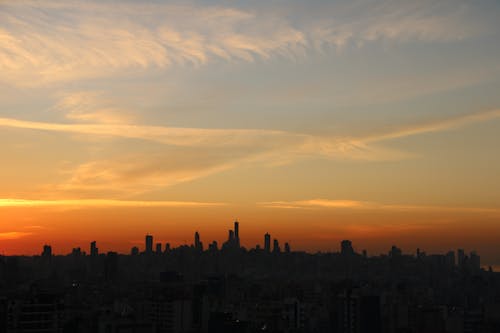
8 221 488 274
1 221 498 332
1 0 500 270
1 0 500 331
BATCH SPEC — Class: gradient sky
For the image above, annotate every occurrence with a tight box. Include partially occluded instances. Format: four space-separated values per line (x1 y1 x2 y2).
1 0 500 265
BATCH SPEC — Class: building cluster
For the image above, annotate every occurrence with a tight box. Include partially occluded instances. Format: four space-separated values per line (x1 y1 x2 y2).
0 221 499 333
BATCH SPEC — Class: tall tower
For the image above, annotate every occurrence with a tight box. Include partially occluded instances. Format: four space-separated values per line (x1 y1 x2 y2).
273 239 280 253
457 249 465 268
42 245 52 257
194 231 203 251
264 233 271 253
145 234 153 254
234 221 240 247
341 240 354 256
90 241 98 257
284 242 291 253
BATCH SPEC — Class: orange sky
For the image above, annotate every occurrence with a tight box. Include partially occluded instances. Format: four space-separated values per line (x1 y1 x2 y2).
1 1 500 267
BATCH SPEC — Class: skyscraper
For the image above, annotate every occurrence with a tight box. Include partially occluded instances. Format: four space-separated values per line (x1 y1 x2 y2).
458 249 465 268
273 239 281 253
264 233 271 253
284 242 291 253
90 241 98 257
234 221 240 247
42 245 52 257
341 240 354 256
194 231 203 251
145 234 153 254
156 243 162 254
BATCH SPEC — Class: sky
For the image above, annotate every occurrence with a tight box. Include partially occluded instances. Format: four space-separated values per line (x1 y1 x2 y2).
1 0 500 265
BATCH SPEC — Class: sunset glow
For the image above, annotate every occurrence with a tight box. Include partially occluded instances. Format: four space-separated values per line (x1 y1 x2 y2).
1 0 499 267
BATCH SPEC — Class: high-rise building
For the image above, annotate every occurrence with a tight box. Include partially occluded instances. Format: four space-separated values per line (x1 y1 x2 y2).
470 251 480 271
90 241 98 257
389 245 402 258
264 233 271 253
131 246 139 256
446 251 455 268
273 239 281 253
156 243 162 254
209 241 218 251
457 249 466 268
234 221 240 247
145 234 153 254
284 242 291 253
338 290 381 333
341 240 354 256
194 231 203 251
71 247 81 256
42 245 52 257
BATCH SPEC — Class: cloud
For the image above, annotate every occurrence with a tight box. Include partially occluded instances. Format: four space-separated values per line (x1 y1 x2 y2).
364 109 500 143
0 198 224 208
0 0 491 86
53 92 135 124
1 108 499 195
2 108 498 150
48 152 246 195
0 117 301 148
259 199 500 214
0 232 32 240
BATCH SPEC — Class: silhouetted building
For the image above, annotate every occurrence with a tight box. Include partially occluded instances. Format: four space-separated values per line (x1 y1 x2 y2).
284 242 291 253
209 241 218 251
446 250 455 268
458 248 466 268
264 233 271 253
470 251 480 271
341 240 354 256
273 239 281 254
42 245 52 257
71 247 81 256
156 242 162 254
194 231 203 251
145 234 153 254
338 290 381 333
234 220 240 247
131 246 139 256
389 245 402 258
90 241 98 257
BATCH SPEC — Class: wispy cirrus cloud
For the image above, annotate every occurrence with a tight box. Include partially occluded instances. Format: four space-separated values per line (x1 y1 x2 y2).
260 199 500 214
1 108 499 195
0 198 224 208
0 0 492 86
0 231 32 240
53 92 135 124
1 109 498 150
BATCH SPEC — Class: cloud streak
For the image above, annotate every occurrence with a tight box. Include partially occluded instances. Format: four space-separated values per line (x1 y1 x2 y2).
1 108 499 195
0 232 32 240
1 109 498 150
260 199 500 214
0 0 491 85
0 198 225 208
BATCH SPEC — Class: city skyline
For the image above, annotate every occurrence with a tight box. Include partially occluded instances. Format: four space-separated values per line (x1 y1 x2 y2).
1 0 500 268
15 221 488 274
